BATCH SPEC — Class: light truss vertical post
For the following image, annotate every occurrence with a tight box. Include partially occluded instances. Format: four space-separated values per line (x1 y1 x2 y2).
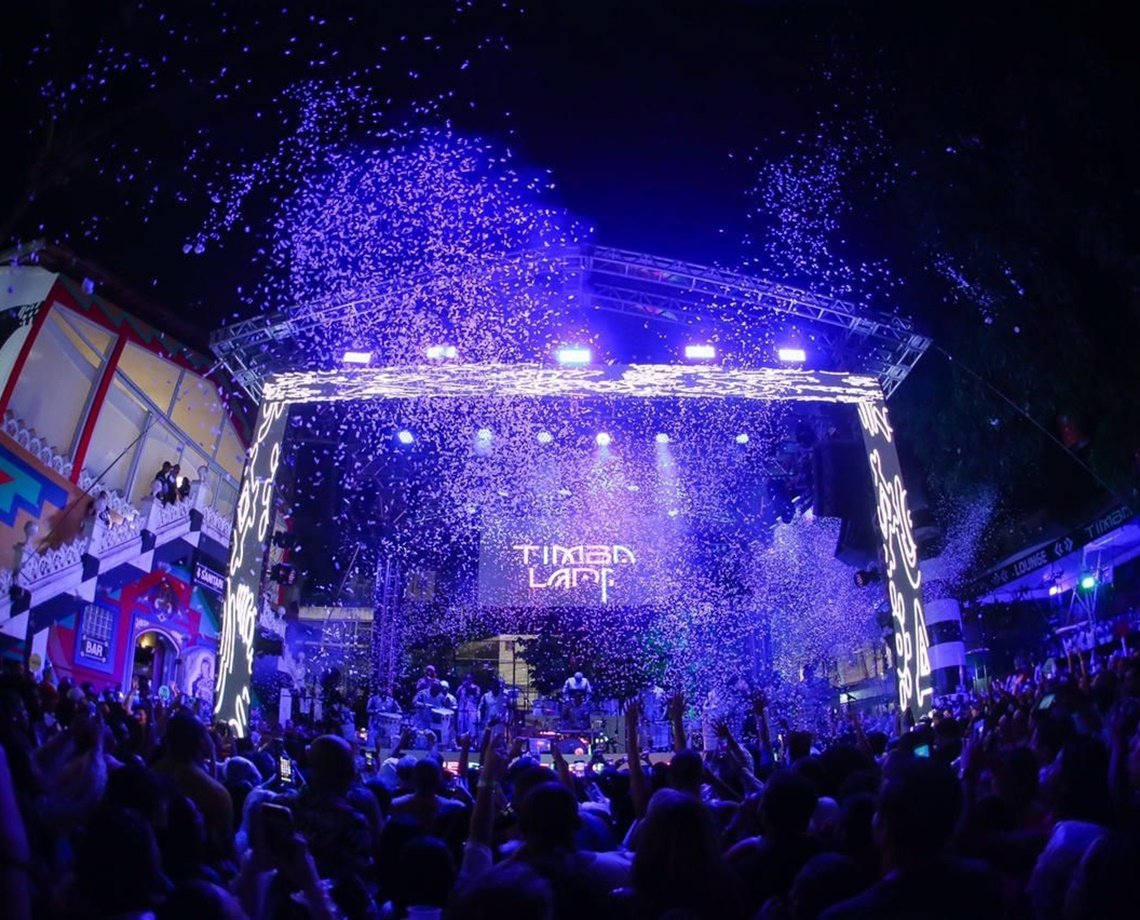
215 400 289 736
858 397 932 723
370 557 403 693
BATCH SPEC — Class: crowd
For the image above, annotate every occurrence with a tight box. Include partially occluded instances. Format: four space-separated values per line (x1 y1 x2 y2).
2 643 1139 920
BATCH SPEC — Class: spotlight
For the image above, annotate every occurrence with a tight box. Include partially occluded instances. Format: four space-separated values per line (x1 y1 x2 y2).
684 344 716 361
655 433 670 445
555 345 592 366
475 427 493 444
854 568 882 588
596 432 612 447
396 430 415 445
735 433 750 445
777 346 807 363
342 350 373 365
536 431 554 445
425 344 458 360
1079 572 1098 591
1048 584 1063 597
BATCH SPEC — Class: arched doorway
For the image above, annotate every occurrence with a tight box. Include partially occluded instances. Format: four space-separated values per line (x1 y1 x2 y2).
133 629 180 696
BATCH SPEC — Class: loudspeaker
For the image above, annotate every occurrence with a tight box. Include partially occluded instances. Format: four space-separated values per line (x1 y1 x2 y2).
812 441 866 518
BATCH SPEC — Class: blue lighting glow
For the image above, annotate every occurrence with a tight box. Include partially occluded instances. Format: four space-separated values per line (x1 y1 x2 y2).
735 433 750 445
778 346 807 363
426 344 459 360
684 344 716 360
342 350 373 365
396 429 415 445
596 432 612 447
475 427 493 443
536 430 554 445
555 346 592 366
655 432 671 444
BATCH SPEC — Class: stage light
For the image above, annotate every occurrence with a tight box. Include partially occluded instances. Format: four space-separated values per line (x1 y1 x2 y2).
596 432 612 446
1048 584 1063 596
536 430 554 445
655 432 670 444
684 344 716 360
555 345 592 366
396 430 415 445
735 433 750 445
425 344 458 360
475 427 493 443
1080 572 1098 591
342 350 373 365
777 346 807 363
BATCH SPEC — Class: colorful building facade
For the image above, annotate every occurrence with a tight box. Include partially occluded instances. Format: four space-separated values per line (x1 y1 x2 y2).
0 249 248 698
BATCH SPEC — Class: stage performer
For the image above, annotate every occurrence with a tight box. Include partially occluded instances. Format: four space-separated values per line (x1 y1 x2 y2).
562 671 592 730
480 678 509 729
456 674 480 737
415 664 438 693
367 684 401 747
412 679 439 730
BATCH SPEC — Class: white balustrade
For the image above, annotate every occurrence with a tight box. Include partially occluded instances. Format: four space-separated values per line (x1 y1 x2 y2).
2 412 74 478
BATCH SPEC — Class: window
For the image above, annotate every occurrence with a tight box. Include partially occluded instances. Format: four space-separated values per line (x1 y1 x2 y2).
7 306 109 458
82 377 148 493
215 420 247 480
171 374 225 458
117 342 180 413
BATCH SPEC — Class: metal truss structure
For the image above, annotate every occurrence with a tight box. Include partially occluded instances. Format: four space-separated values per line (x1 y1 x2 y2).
210 246 931 402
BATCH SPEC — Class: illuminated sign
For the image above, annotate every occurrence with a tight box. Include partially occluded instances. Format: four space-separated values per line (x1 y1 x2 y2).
510 543 637 604
194 560 226 597
76 603 114 666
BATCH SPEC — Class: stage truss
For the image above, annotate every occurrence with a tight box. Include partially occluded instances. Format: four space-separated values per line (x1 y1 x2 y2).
210 246 931 403
215 364 932 737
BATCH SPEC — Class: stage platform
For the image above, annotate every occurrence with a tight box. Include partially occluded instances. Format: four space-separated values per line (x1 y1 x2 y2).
372 748 677 769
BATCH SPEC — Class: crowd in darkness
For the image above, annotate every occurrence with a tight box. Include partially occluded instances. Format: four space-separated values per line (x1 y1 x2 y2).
2 643 1139 920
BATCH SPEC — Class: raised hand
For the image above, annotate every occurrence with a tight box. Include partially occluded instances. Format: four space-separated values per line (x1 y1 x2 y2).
668 692 685 722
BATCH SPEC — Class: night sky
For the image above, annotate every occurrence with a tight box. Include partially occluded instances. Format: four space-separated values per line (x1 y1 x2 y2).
3 0 1138 532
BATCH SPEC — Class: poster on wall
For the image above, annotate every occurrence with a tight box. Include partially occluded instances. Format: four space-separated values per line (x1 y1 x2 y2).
181 645 217 712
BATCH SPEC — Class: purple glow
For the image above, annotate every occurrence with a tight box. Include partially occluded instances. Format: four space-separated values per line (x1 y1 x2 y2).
426 344 459 360
778 346 807 363
476 427 493 443
655 432 671 445
536 430 554 445
396 429 415 445
735 433 750 445
596 432 612 447
556 346 592 366
341 350 373 365
684 344 716 360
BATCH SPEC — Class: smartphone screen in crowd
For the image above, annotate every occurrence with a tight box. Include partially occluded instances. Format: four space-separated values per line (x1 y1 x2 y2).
278 755 294 785
913 744 931 758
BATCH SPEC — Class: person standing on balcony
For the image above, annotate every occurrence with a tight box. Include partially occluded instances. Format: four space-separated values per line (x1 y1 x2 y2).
153 461 173 504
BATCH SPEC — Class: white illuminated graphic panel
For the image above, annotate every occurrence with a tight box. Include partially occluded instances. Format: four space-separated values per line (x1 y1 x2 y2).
858 402 932 720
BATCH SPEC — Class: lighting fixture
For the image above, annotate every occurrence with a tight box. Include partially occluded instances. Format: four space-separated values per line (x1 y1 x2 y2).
536 430 554 445
555 345 592 366
596 432 612 446
735 433 750 445
655 433 670 444
777 346 807 363
425 344 458 360
684 344 716 360
396 430 415 445
342 350 373 365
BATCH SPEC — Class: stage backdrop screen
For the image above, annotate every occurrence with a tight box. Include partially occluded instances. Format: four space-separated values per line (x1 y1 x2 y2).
478 517 679 608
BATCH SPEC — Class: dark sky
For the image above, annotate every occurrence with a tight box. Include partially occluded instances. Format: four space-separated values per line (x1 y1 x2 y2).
2 1 1136 327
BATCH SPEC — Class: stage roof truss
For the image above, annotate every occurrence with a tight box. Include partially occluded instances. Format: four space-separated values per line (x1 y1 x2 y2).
211 247 930 403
